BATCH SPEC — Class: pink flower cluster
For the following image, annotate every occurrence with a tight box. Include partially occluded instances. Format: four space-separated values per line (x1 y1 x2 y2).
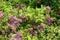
9 16 19 26
0 11 3 18
46 6 51 12
28 23 45 36
28 28 37 36
46 16 53 26
10 32 22 40
7 23 16 33
38 23 45 30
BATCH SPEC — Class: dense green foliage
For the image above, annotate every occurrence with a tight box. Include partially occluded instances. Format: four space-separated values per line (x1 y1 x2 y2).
0 0 60 40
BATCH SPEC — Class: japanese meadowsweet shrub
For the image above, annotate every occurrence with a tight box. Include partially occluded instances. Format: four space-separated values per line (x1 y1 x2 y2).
0 1 45 40
0 0 60 40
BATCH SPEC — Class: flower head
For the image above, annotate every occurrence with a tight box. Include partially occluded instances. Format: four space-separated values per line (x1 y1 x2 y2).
28 28 37 36
14 32 22 38
28 28 33 32
10 32 22 40
46 16 53 26
0 11 3 18
7 23 16 33
46 6 51 12
1 30 6 35
38 23 45 30
9 16 19 26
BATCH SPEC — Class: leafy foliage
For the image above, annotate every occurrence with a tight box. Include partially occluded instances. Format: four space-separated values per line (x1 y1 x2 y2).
0 0 60 40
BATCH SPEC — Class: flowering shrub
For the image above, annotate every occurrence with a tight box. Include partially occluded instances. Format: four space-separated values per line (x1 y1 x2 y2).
0 0 60 40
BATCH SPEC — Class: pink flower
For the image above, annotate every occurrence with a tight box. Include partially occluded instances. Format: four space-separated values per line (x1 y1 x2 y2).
14 32 22 38
33 25 37 30
46 6 51 12
9 16 19 26
38 23 45 30
46 16 53 26
0 11 3 18
10 32 22 40
28 28 37 36
1 30 5 35
7 23 16 33
7 23 13 29
28 28 33 32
